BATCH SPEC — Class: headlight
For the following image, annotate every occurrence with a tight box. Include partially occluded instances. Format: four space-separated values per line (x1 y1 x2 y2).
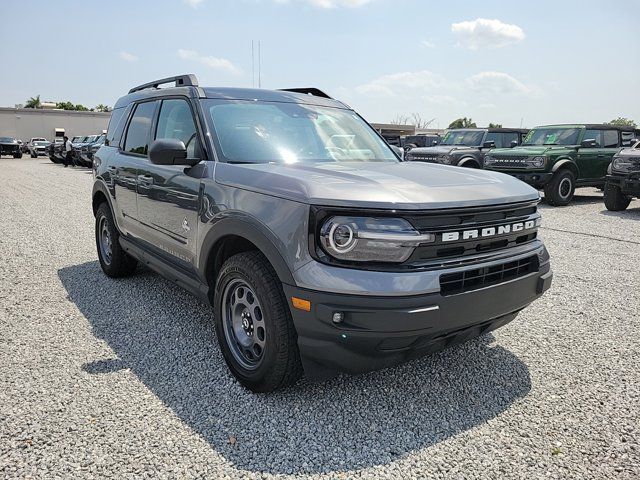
484 155 496 166
612 156 640 173
319 216 435 263
531 156 546 168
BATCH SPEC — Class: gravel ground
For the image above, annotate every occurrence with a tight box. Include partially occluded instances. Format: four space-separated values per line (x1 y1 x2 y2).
1 157 639 479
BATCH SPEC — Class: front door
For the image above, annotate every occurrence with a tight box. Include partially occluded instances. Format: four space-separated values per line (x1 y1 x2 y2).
136 98 204 273
576 129 603 182
113 100 158 238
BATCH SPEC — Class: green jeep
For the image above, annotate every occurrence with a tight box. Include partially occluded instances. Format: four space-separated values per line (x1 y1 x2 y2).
483 124 640 206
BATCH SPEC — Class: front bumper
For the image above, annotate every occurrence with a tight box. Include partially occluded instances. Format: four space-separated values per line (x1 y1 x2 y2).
284 260 552 379
488 170 553 188
607 173 640 197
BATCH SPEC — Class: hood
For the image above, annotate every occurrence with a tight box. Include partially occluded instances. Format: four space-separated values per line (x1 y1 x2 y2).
615 147 639 158
492 145 577 156
215 161 539 210
408 145 477 156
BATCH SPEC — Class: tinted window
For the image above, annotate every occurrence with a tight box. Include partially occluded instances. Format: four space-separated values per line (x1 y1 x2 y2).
124 101 157 155
603 130 618 148
441 130 485 146
621 131 636 147
106 107 126 146
582 130 602 147
156 99 201 158
524 128 581 146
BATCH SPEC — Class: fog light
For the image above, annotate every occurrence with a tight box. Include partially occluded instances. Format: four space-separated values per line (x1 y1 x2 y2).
332 312 344 324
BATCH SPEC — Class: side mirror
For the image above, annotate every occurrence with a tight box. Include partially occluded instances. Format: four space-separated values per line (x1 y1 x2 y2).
482 141 496 149
510 140 518 148
432 140 439 146
149 138 199 166
580 139 598 148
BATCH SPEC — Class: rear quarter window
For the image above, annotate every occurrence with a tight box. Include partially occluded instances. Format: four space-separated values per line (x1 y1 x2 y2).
105 106 129 147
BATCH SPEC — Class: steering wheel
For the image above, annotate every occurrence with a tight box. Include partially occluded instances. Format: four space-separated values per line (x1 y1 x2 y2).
325 146 347 160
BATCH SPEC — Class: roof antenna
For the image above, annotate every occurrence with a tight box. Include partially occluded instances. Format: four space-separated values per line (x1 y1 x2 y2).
258 41 262 89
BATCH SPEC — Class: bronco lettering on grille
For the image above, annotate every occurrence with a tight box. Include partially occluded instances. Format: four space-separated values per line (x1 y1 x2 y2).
442 220 537 242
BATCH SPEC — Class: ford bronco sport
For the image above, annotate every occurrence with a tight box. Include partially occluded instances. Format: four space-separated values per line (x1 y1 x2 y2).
484 124 640 206
404 128 528 168
604 140 640 211
92 75 552 392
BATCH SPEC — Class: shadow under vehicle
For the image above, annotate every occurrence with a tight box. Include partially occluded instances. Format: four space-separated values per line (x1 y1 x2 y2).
91 74 552 393
603 139 640 211
58 259 532 475
404 128 528 168
484 124 640 206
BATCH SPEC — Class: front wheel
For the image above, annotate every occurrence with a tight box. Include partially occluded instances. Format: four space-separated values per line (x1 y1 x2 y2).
95 203 138 277
213 251 302 392
544 170 576 206
603 183 631 211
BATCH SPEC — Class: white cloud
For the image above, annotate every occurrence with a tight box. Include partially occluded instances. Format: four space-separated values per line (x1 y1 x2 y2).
466 71 531 95
183 0 204 8
355 70 446 97
178 49 241 75
119 51 138 62
451 18 525 49
420 40 436 49
274 0 372 7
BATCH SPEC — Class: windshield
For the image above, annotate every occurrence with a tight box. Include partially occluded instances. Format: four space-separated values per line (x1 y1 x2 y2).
204 100 397 164
34 141 47 146
523 128 581 146
440 130 485 146
0 137 14 142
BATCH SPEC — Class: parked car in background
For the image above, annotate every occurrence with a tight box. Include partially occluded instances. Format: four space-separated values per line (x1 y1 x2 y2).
604 140 640 211
49 138 65 164
484 124 640 206
78 134 106 167
404 128 528 168
403 134 441 151
29 140 51 157
91 74 552 392
0 137 23 158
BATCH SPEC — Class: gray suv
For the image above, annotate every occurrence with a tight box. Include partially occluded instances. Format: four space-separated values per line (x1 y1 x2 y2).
92 75 552 392
405 128 528 168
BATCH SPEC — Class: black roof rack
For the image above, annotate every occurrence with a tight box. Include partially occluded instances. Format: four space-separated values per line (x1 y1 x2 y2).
279 88 332 99
128 74 198 94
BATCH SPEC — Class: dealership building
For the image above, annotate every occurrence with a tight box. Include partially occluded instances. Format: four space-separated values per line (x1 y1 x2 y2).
0 107 110 141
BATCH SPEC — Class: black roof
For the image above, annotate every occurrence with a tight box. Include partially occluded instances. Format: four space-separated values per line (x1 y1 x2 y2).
115 74 348 110
537 123 639 132
447 127 529 133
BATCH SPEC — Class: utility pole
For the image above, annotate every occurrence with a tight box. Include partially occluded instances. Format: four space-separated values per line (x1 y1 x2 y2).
258 41 262 88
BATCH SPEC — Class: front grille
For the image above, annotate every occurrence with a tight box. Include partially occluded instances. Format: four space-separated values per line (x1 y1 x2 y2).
440 255 538 296
404 201 540 263
488 154 531 168
492 154 529 161
409 154 439 162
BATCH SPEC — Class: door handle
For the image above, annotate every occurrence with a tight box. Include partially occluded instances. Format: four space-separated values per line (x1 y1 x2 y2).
137 174 154 185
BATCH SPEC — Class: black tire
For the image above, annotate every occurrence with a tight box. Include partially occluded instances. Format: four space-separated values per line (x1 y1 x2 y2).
459 158 479 168
213 251 303 392
31 152 36 158
544 169 576 206
603 182 631 211
95 202 138 277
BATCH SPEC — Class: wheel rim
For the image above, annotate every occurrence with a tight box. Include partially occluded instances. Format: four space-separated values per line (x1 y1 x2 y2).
558 177 572 199
221 279 266 370
98 216 113 265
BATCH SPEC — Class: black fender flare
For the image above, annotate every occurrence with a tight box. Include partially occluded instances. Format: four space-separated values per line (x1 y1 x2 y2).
198 215 296 287
92 179 115 217
552 159 579 177
457 156 480 168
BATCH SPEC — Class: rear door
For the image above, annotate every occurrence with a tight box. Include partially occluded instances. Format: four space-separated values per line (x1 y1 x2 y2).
576 129 603 181
114 100 158 238
135 97 205 273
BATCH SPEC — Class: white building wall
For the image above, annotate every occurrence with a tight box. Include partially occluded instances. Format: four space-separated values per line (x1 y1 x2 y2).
0 108 110 141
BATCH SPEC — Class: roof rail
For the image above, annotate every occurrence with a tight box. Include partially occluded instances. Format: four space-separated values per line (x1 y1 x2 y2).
279 88 332 99
128 74 199 94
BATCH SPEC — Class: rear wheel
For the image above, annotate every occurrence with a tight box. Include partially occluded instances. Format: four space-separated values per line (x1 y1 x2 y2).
544 169 576 206
603 182 631 211
213 251 302 392
95 203 138 277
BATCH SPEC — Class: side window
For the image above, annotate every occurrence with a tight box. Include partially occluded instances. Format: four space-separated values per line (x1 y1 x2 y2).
106 107 126 146
503 132 519 147
602 130 619 148
123 101 157 156
485 132 502 148
582 129 602 147
155 99 201 158
620 131 636 147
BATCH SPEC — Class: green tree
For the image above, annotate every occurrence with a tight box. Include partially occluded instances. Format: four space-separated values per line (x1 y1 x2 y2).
94 104 112 113
607 117 637 128
25 95 41 109
74 104 89 111
55 101 89 111
488 123 503 128
448 117 477 128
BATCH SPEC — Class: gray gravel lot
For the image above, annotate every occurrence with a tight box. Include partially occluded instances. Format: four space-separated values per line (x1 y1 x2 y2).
1 157 639 479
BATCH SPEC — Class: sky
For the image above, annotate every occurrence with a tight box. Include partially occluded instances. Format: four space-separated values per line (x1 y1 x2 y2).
1 0 639 128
